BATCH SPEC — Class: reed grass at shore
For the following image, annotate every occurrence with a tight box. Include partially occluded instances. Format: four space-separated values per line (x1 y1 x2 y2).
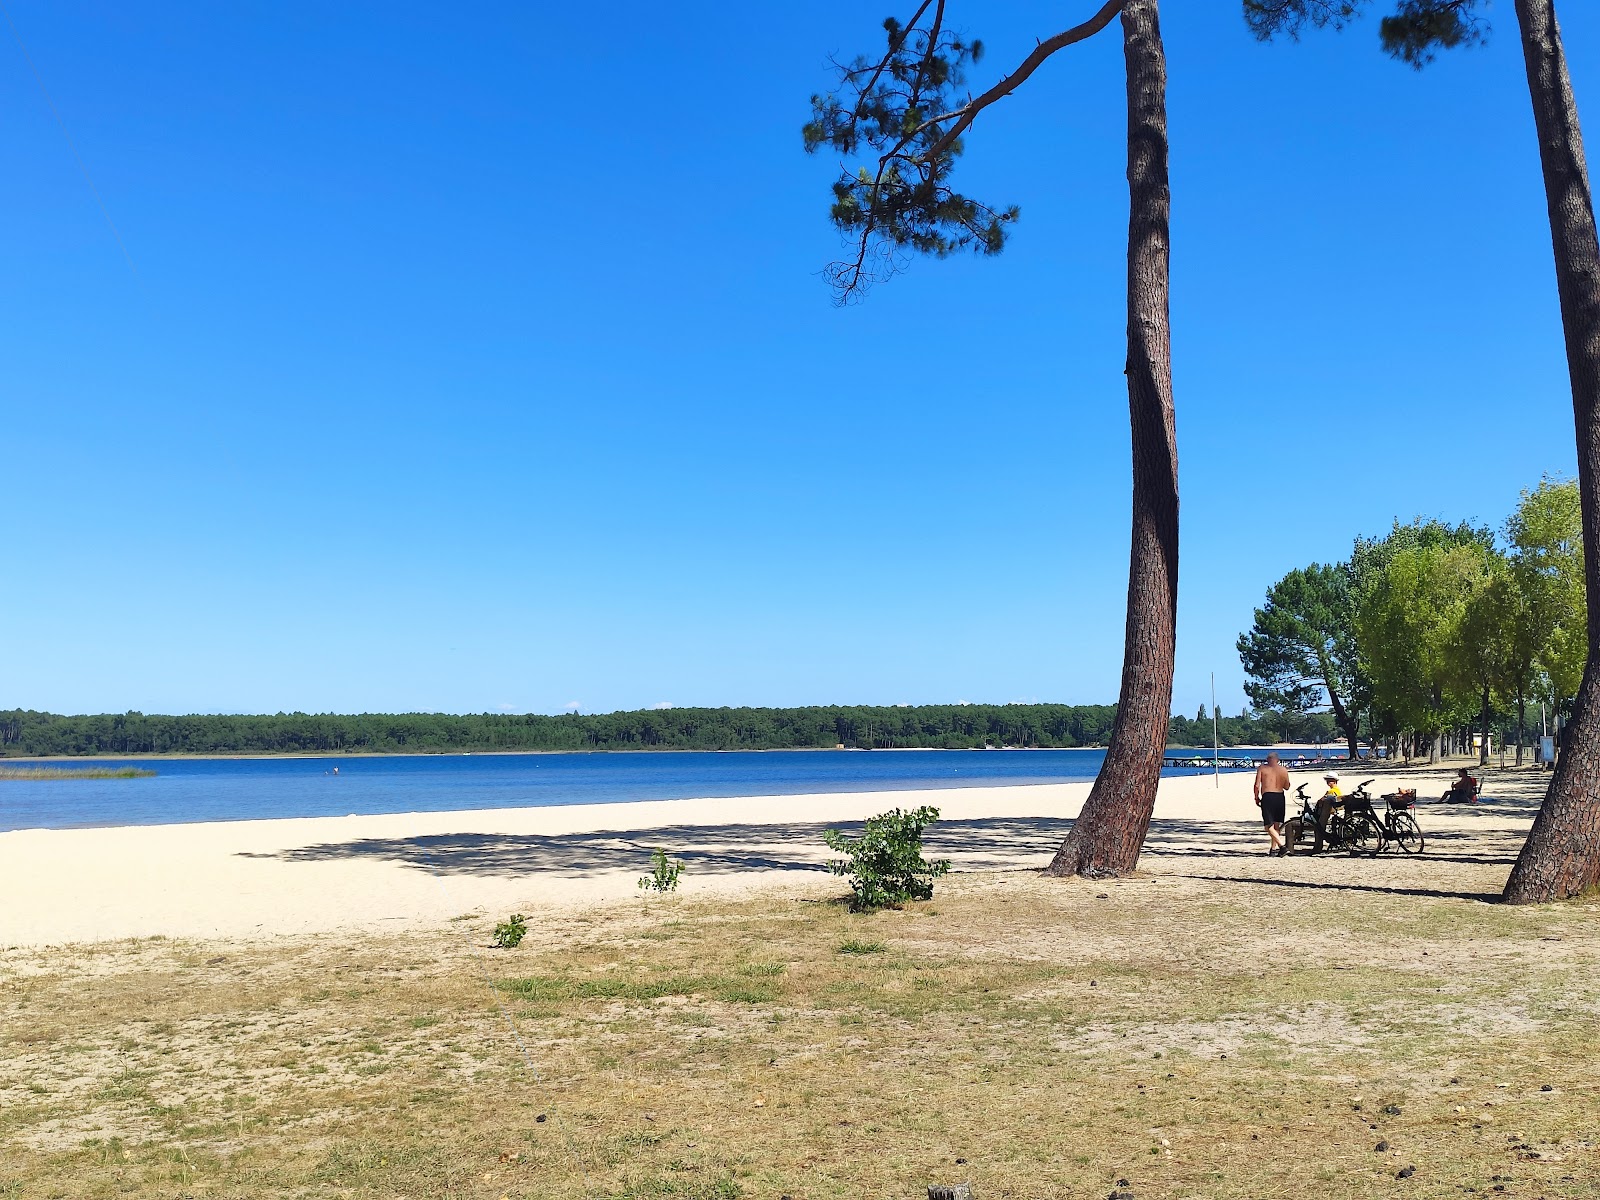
0 766 155 780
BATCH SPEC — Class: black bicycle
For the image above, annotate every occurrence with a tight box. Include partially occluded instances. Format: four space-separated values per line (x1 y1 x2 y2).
1292 782 1386 857
1378 788 1426 854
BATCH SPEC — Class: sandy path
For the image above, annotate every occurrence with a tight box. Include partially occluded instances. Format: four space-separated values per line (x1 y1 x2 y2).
0 767 1540 946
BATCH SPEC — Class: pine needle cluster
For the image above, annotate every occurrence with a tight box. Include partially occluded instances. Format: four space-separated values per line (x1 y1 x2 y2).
803 11 1016 302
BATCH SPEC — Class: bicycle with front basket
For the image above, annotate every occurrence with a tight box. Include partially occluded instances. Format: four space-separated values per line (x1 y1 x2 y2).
1376 787 1425 854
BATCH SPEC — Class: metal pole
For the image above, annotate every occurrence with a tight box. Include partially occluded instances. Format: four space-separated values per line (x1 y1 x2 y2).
1211 672 1220 788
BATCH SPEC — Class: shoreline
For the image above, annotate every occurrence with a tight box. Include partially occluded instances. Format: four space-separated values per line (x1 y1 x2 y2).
0 741 1354 764
0 767 1517 948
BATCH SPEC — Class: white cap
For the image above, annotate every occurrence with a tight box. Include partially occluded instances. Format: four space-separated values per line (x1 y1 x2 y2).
1324 772 1340 781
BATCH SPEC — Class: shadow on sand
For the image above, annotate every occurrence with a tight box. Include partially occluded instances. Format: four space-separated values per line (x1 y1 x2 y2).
243 800 1526 905
244 816 1082 879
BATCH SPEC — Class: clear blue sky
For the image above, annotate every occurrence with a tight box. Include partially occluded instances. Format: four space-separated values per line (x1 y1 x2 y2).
2 2 1590 718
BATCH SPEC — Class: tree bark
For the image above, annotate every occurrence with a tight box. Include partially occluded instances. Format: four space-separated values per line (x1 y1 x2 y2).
1505 0 1600 903
1480 686 1492 765
1326 680 1359 759
1048 0 1176 879
1517 692 1527 766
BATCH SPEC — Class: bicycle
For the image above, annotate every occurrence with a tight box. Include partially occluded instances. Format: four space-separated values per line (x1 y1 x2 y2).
1291 782 1386 857
1378 788 1426 854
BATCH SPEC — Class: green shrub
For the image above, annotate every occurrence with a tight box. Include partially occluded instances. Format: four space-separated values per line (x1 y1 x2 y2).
492 913 528 948
637 848 684 893
822 805 951 911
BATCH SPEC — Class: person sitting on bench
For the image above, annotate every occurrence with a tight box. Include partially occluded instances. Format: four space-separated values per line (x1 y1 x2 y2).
1442 768 1478 804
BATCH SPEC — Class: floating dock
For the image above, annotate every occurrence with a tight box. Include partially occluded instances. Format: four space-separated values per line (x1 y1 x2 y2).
1162 755 1261 771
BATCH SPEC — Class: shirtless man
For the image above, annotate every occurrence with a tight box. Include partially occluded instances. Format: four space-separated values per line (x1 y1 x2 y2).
1253 751 1291 857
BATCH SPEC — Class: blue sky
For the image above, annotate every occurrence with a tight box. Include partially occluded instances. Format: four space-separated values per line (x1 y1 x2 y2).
1 1 1590 718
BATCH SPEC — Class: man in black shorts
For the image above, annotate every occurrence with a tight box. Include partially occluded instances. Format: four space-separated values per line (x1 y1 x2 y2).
1253 751 1290 857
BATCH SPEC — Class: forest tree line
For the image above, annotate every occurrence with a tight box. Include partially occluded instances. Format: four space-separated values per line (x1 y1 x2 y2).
0 703 1333 758
1239 476 1584 763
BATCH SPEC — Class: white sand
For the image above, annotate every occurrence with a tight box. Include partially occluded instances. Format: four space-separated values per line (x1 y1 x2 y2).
0 769 1528 947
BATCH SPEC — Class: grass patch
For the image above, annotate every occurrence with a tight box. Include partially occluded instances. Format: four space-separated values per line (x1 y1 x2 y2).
837 938 887 955
610 1173 743 1199
4 838 1599 1199
498 971 782 1006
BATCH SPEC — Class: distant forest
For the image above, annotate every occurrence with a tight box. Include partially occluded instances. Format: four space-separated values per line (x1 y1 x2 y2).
0 705 1340 758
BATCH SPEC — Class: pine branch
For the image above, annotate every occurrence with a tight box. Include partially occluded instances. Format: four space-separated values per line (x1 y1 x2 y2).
920 0 1125 163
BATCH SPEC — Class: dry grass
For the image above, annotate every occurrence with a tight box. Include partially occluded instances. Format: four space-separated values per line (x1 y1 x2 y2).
4 786 1599 1199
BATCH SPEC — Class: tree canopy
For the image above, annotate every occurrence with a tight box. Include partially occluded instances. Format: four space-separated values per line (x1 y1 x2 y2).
1236 563 1364 754
1243 0 1490 67
1508 475 1587 703
1241 479 1586 760
0 702 1322 759
803 0 1124 301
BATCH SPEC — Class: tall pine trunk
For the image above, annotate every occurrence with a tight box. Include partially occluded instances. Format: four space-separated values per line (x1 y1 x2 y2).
1505 0 1600 903
1048 0 1177 879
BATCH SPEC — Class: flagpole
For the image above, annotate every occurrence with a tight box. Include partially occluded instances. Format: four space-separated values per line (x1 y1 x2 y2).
1211 672 1220 788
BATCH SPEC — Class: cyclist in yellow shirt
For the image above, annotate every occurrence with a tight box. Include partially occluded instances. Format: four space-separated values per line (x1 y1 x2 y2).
1312 772 1343 854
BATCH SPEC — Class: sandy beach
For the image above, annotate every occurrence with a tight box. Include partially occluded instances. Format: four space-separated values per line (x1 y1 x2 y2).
0 766 1538 946
6 764 1586 1199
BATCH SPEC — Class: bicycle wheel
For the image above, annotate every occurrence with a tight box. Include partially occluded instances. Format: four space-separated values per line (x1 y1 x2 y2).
1388 812 1425 855
1346 812 1386 857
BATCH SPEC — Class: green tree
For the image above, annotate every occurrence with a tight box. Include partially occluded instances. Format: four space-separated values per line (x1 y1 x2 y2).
1242 0 1600 902
1491 554 1542 764
804 1 1179 880
1357 540 1496 760
1237 563 1365 758
1349 518 1495 595
1508 476 1587 709
1348 519 1494 756
1456 552 1522 765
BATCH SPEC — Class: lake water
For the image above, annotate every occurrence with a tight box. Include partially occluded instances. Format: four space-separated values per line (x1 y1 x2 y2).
0 749 1282 831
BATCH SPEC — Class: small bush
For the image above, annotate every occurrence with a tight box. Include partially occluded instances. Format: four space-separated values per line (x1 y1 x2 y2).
837 938 887 955
492 914 528 949
823 805 951 911
637 848 684 894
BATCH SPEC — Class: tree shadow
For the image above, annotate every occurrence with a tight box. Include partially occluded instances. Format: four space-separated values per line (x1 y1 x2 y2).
1165 871 1505 904
243 816 1086 879
240 809 1522 892
243 822 836 879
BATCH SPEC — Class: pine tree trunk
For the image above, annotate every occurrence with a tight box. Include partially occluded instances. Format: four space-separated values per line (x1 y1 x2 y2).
1048 0 1176 879
1505 0 1600 903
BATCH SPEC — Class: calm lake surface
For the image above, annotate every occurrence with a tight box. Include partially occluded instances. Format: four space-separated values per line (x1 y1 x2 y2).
0 749 1279 831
